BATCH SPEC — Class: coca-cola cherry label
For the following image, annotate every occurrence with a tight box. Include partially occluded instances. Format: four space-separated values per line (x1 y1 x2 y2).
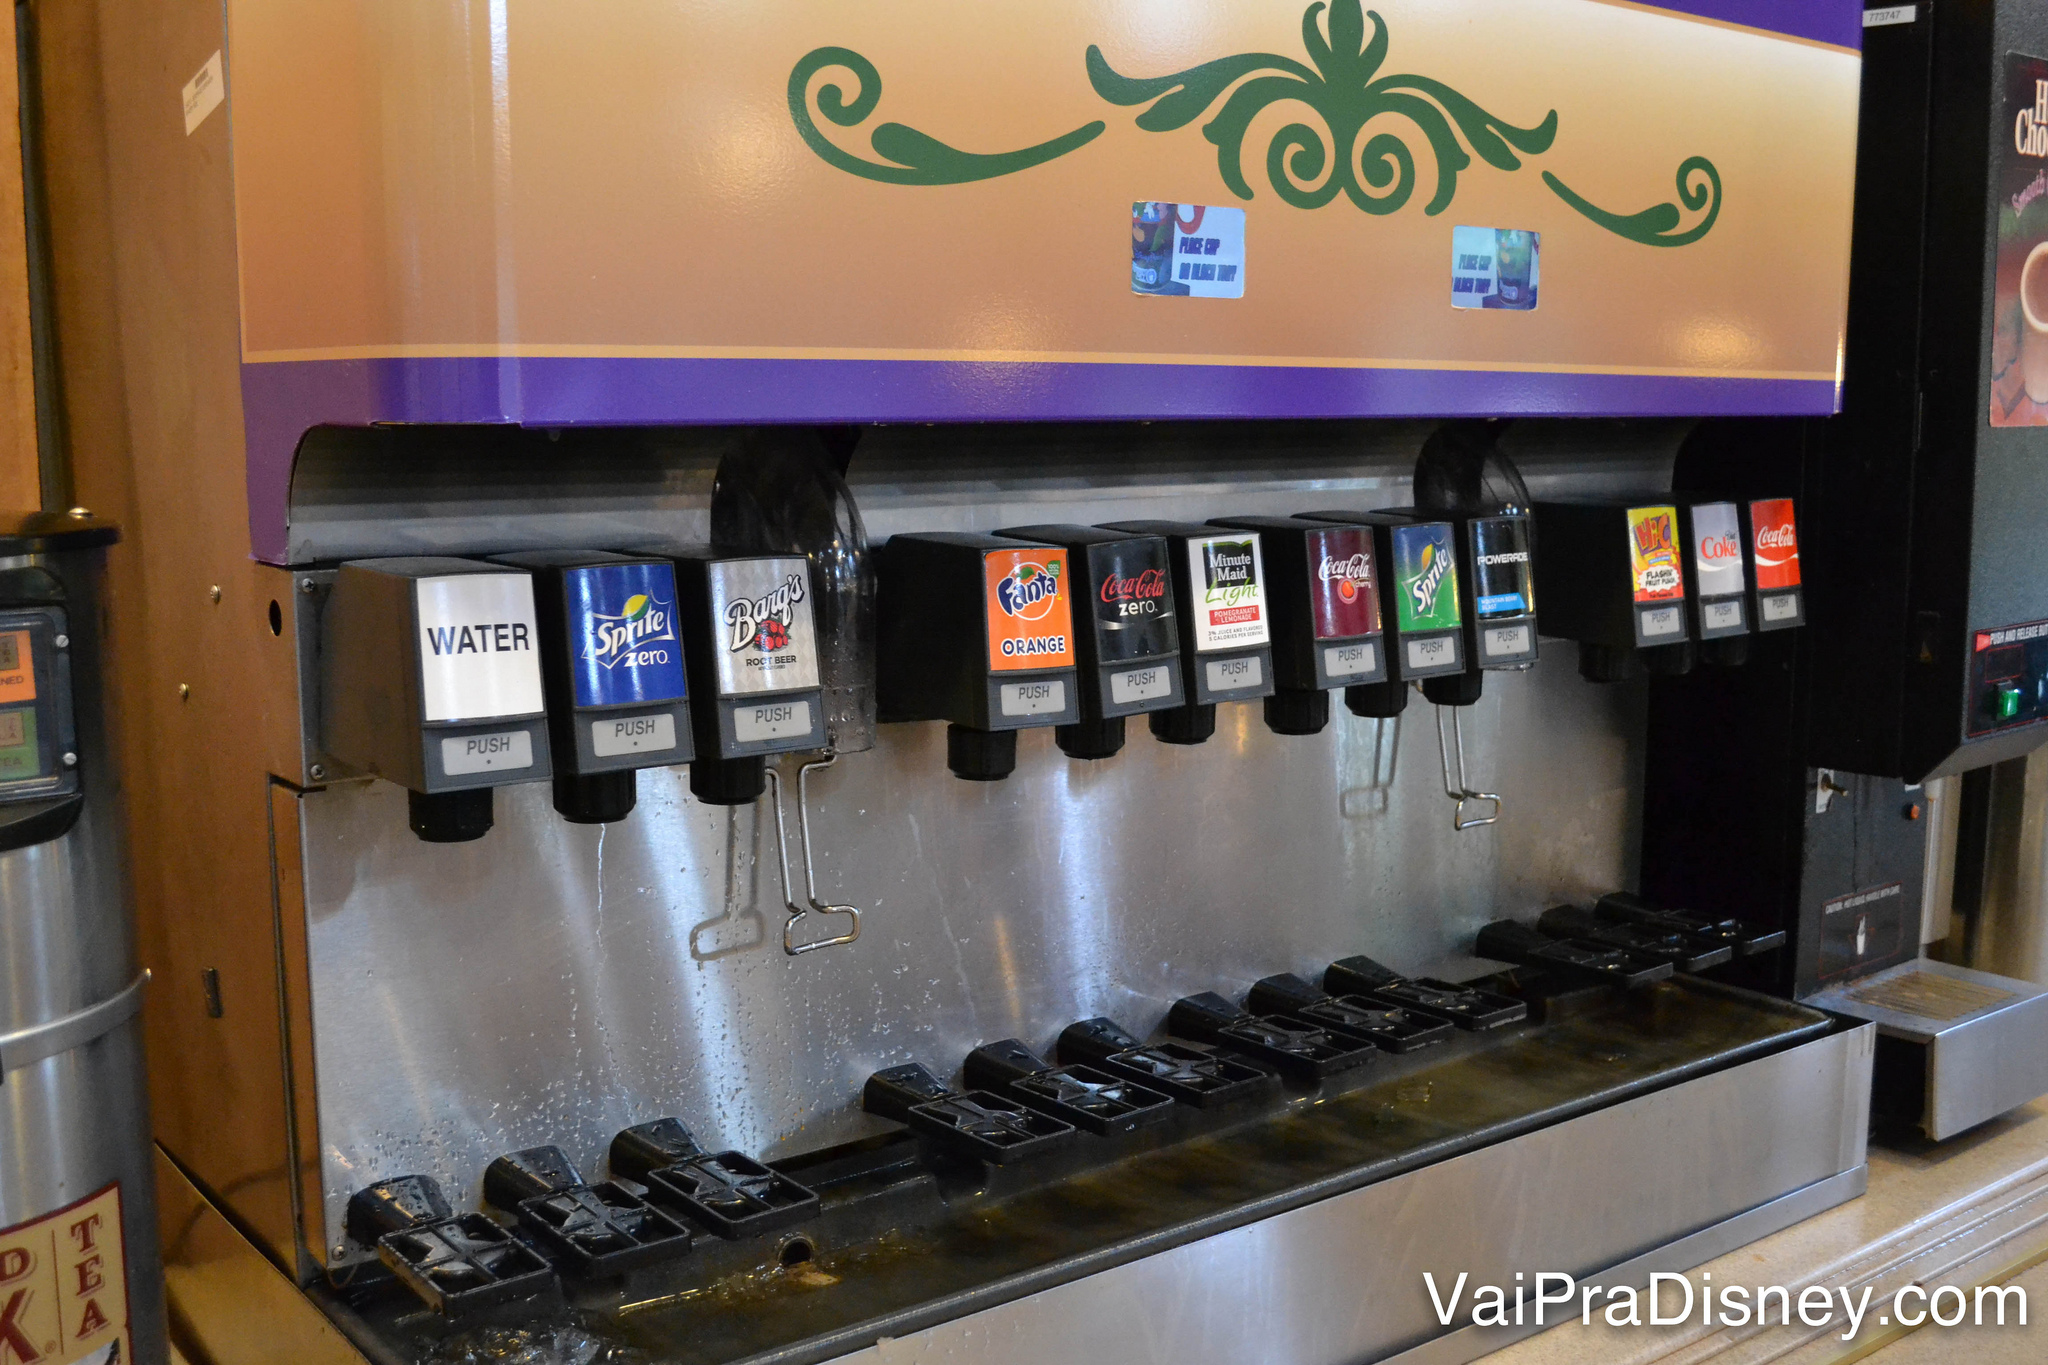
1305 527 1381 639
1690 502 1746 599
1088 537 1179 662
1749 498 1801 590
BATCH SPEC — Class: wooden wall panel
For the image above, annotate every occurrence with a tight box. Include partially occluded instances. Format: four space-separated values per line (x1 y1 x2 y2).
0 6 42 505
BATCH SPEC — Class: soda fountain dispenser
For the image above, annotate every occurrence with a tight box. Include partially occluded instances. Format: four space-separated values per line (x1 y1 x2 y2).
491 551 694 823
994 525 1184 759
1529 498 1694 682
1204 515 1385 736
320 557 553 842
875 533 1079 779
1096 521 1274 744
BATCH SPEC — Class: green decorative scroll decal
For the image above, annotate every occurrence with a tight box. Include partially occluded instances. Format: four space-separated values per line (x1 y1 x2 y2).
1542 157 1722 247
788 46 1105 185
785 3 1723 245
1085 2 1556 216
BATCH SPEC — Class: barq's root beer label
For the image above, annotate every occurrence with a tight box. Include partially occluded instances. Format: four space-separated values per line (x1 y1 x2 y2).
1188 535 1270 651
1626 505 1686 603
0 1183 129 1365
1390 523 1461 633
985 548 1075 671
1306 527 1381 639
1749 498 1801 590
710 556 821 696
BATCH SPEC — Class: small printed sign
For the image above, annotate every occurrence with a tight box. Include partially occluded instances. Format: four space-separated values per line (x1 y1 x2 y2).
1187 534 1270 651
1626 506 1686 604
183 51 225 135
1451 225 1540 310
708 557 821 697
983 548 1075 672
1749 498 1802 590
415 574 545 723
0 1183 130 1365
1131 202 1245 298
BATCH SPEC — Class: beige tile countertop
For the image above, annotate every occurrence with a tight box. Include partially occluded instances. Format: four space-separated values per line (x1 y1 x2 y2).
1474 1100 2048 1365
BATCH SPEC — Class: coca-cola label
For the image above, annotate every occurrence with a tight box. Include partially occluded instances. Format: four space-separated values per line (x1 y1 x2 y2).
1305 527 1381 640
1188 534 1270 651
1390 522 1462 633
1749 498 1801 590
1088 538 1179 662
1626 505 1686 604
1468 515 1534 620
983 547 1075 672
707 555 821 697
1690 502 1746 599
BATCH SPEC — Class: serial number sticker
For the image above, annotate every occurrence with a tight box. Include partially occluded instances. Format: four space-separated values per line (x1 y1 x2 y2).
999 679 1068 717
1405 636 1454 671
734 698 812 742
1109 667 1171 704
1640 606 1683 638
591 712 677 757
1204 655 1263 692
441 729 534 776
1704 599 1747 632
1761 593 1800 623
1482 624 1532 658
1324 641 1377 678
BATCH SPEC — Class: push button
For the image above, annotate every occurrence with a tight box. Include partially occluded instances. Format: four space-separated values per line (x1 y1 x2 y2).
1993 681 2025 721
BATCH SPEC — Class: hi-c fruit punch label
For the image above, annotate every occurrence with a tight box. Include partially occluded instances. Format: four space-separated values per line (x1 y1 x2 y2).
1627 505 1686 603
1188 534 1269 651
985 548 1075 671
1390 522 1461 633
1749 498 1801 590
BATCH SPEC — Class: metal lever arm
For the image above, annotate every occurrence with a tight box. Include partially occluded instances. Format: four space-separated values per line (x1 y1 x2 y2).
1434 702 1500 831
765 757 861 955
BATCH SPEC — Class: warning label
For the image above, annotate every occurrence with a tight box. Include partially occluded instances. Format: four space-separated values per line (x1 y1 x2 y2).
0 1183 127 1365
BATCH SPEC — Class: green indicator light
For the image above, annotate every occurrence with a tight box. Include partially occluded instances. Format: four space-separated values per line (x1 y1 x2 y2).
1996 684 2025 721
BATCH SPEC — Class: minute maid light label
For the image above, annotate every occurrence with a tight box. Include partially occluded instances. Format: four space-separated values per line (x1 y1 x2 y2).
1390 523 1461 633
1189 534 1269 651
565 561 688 708
415 573 545 723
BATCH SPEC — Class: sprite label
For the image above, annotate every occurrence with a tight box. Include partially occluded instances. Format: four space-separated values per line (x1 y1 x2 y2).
1390 523 1461 633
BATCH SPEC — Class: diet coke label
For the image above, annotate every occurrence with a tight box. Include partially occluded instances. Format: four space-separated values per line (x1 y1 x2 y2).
1749 499 1801 590
1306 527 1381 640
1690 502 1746 599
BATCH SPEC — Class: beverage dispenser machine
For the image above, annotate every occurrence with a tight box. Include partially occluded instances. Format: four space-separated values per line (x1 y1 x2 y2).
43 1 1876 1362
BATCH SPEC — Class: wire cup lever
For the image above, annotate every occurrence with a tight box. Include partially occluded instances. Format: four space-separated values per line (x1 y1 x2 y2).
765 755 862 955
1433 703 1501 831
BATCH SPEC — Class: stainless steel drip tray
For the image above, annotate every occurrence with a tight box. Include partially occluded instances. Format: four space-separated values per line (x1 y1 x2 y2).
313 979 1866 1365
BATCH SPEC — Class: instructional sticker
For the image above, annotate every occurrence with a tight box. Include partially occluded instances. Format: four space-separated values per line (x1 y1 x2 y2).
1131 202 1245 298
1451 226 1539 310
1389 523 1461 633
0 1182 130 1365
1187 534 1269 651
984 548 1075 672
1626 506 1686 603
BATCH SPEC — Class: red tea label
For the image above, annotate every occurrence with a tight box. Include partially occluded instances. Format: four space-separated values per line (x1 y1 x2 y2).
1749 498 1801 590
984 548 1074 672
0 1183 129 1365
1306 528 1381 639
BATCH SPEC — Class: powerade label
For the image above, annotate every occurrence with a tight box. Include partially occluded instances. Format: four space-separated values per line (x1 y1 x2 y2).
1088 538 1178 662
565 561 688 708
1750 498 1801 590
984 547 1075 672
1626 505 1685 603
707 556 820 697
1189 535 1269 651
1690 502 1746 600
1306 527 1381 640
1390 522 1461 633
1468 516 1533 620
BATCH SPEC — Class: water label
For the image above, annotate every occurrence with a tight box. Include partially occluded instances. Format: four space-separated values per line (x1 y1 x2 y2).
1690 502 1746 600
1131 201 1245 298
1188 534 1270 651
1749 498 1802 590
1306 527 1381 639
1390 522 1462 634
1626 506 1686 603
1469 515 1534 619
708 557 821 697
415 573 545 723
1089 537 1179 661
984 548 1075 672
1451 225 1540 310
565 561 688 708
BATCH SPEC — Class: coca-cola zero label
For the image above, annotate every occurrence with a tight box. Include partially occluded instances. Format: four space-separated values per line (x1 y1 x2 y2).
1305 527 1381 640
1749 498 1800 590
1088 538 1179 661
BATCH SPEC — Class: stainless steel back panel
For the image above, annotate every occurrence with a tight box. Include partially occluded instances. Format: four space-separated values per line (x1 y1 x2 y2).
292 429 1678 1259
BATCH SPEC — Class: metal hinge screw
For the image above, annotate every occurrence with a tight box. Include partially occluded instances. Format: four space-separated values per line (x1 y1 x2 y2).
308 763 327 781
61 752 76 767
299 578 317 594
53 634 68 649
178 683 190 700
209 585 221 604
